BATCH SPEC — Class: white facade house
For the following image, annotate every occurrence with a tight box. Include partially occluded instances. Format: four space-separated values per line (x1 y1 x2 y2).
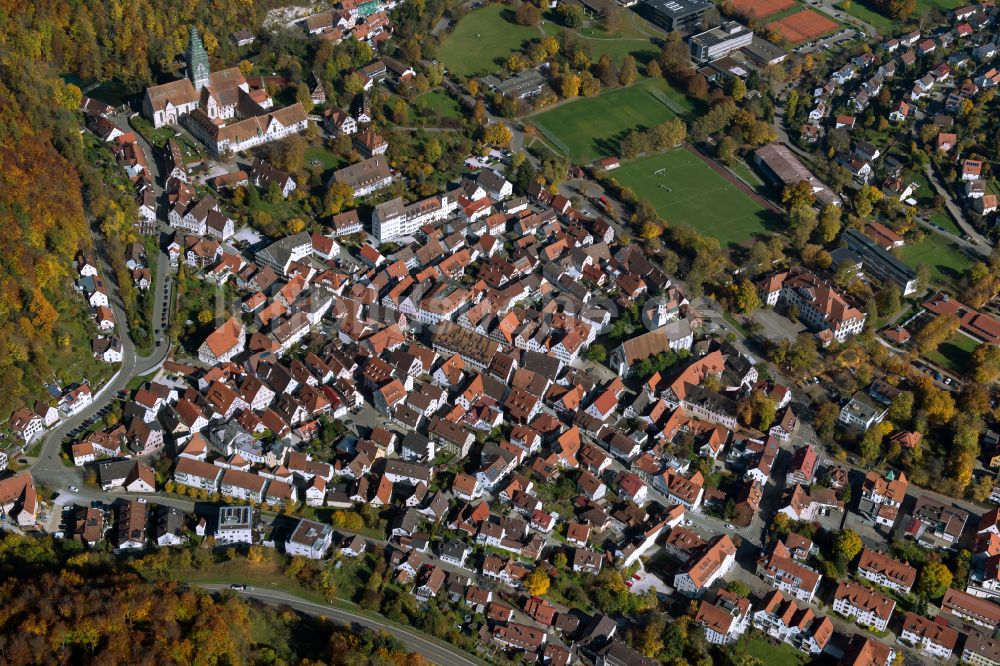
832 581 895 632
899 613 959 661
216 505 255 545
372 195 456 243
285 518 333 559
673 536 736 598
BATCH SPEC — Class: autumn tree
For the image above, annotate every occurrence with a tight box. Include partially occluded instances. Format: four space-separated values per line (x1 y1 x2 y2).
969 344 1000 383
733 280 762 313
484 122 513 147
515 2 541 25
324 182 356 215
814 402 840 438
914 314 961 355
917 562 952 599
525 567 550 596
833 529 863 568
561 73 580 98
782 180 816 209
595 54 618 87
619 55 638 86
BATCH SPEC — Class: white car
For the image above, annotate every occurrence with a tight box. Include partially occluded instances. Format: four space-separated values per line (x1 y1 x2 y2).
726 523 736 530
137 498 147 504
68 486 79 492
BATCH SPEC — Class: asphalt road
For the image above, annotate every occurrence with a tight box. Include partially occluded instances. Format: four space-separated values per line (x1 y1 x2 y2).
196 583 487 666
26 114 174 487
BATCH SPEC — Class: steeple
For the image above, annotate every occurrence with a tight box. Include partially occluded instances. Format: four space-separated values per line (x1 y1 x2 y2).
187 26 210 91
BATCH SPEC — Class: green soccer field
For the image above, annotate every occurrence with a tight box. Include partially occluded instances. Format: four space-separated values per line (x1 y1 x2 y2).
611 149 778 247
529 79 692 163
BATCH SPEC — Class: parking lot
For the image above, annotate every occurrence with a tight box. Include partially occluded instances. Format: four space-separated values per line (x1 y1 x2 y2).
750 307 806 342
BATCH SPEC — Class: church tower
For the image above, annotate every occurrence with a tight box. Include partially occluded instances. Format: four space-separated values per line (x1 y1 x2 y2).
187 27 210 91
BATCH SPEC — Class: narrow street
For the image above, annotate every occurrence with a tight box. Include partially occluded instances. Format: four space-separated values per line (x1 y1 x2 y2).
923 163 991 250
26 111 176 488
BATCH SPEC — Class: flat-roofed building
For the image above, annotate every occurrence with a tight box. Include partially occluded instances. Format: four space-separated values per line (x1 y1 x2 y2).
842 228 918 295
216 505 257 545
642 0 712 30
690 21 753 62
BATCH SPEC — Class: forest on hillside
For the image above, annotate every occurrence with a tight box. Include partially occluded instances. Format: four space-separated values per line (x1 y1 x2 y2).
0 1 286 417
0 533 427 665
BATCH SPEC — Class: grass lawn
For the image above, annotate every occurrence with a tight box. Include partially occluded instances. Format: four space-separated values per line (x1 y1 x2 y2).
415 89 464 120
929 211 962 236
730 158 765 187
304 145 344 171
909 168 936 205
741 637 808 665
529 78 690 163
572 24 659 65
438 4 540 77
916 0 963 11
837 0 895 30
926 332 979 373
611 149 777 247
897 234 974 288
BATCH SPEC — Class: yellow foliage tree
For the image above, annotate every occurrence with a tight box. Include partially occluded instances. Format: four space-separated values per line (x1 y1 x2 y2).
524 568 550 596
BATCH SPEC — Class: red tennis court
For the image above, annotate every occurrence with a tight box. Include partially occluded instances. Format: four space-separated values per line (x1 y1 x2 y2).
731 0 795 19
768 9 838 44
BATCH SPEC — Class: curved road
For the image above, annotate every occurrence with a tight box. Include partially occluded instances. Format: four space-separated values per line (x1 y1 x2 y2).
196 584 487 666
27 114 175 488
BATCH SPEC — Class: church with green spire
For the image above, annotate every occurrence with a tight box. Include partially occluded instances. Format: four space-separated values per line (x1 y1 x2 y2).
187 27 210 91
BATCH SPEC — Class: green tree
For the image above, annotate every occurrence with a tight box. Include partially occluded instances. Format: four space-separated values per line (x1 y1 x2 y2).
587 343 607 363
888 390 914 423
727 580 750 598
727 76 746 102
558 4 585 27
817 204 842 244
717 135 737 165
